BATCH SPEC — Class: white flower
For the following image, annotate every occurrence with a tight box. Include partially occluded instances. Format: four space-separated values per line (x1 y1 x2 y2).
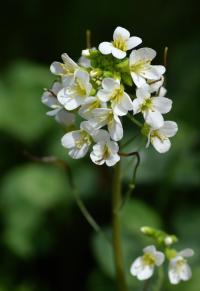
79 97 106 120
61 121 95 159
133 84 172 128
57 70 92 110
168 249 194 285
99 26 142 59
130 245 165 280
88 108 123 141
129 48 166 87
42 82 75 126
50 53 78 86
90 130 120 166
146 121 178 153
97 78 133 116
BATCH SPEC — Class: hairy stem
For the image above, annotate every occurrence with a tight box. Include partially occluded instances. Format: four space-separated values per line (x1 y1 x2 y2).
112 161 128 291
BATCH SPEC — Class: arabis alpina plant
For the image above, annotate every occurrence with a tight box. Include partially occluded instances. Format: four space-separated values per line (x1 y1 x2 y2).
42 26 178 166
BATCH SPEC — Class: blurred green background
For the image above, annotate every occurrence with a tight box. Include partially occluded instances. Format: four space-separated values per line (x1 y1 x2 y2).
0 0 199 290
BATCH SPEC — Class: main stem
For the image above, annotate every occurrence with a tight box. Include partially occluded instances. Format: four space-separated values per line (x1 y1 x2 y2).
112 161 128 291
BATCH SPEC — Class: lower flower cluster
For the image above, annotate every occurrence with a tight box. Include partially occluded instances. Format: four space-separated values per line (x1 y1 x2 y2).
130 227 194 285
42 26 178 166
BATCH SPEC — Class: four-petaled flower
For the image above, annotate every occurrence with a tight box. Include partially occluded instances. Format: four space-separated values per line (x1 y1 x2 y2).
88 108 123 141
130 245 165 280
168 249 194 285
99 26 142 59
98 78 133 116
61 121 95 159
133 84 172 128
90 130 120 166
42 82 75 126
58 70 92 110
146 121 178 153
129 48 165 87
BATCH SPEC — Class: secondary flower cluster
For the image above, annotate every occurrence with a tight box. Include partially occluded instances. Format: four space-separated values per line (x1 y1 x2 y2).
42 26 178 166
130 227 194 285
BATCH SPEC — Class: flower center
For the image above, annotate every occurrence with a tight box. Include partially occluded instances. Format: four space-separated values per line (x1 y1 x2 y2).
74 78 87 96
151 130 166 142
112 38 127 51
143 253 156 266
141 98 153 112
103 144 111 160
130 60 151 73
75 131 91 149
110 87 124 104
61 64 74 75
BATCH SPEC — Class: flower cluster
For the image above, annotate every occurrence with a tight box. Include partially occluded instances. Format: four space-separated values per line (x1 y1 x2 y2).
42 26 178 166
130 226 194 285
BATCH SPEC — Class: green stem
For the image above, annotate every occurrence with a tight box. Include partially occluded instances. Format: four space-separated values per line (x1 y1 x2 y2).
152 267 164 291
112 161 128 291
143 279 151 291
127 113 143 128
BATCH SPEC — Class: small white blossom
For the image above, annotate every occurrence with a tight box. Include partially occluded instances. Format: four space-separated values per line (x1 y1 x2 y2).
168 249 194 285
79 97 106 120
42 82 75 126
88 108 123 141
130 245 165 280
57 70 92 111
99 26 142 59
90 130 120 166
148 77 167 97
133 84 172 128
98 78 133 116
146 121 178 153
61 121 95 159
50 53 78 86
129 48 166 87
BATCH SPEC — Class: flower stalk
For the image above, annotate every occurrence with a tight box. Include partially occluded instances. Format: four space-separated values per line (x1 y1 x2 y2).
112 161 128 291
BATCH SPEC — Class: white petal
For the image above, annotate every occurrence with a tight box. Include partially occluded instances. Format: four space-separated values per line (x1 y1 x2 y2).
159 121 178 137
143 245 156 254
93 129 110 143
151 136 171 153
108 116 123 141
152 97 172 114
131 72 146 87
56 109 75 126
113 26 130 40
107 140 119 153
50 62 64 75
140 66 162 80
106 153 120 167
130 257 143 276
180 264 192 281
61 53 78 68
132 98 142 114
111 47 126 59
159 86 167 97
169 267 180 284
121 93 133 110
80 121 96 135
112 103 127 116
179 249 194 258
155 252 165 266
153 65 166 76
61 131 79 149
58 91 81 110
137 265 154 280
99 42 113 55
149 77 164 93
42 92 59 108
102 78 119 91
52 82 63 94
126 36 142 50
136 85 150 99
75 70 90 85
144 110 164 129
98 89 112 102
69 143 89 159
137 47 157 61
46 108 60 117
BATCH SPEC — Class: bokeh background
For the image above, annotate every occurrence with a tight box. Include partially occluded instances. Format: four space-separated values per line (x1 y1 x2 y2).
0 0 199 290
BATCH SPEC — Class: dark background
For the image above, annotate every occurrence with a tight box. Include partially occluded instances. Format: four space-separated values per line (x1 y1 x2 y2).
0 0 199 290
